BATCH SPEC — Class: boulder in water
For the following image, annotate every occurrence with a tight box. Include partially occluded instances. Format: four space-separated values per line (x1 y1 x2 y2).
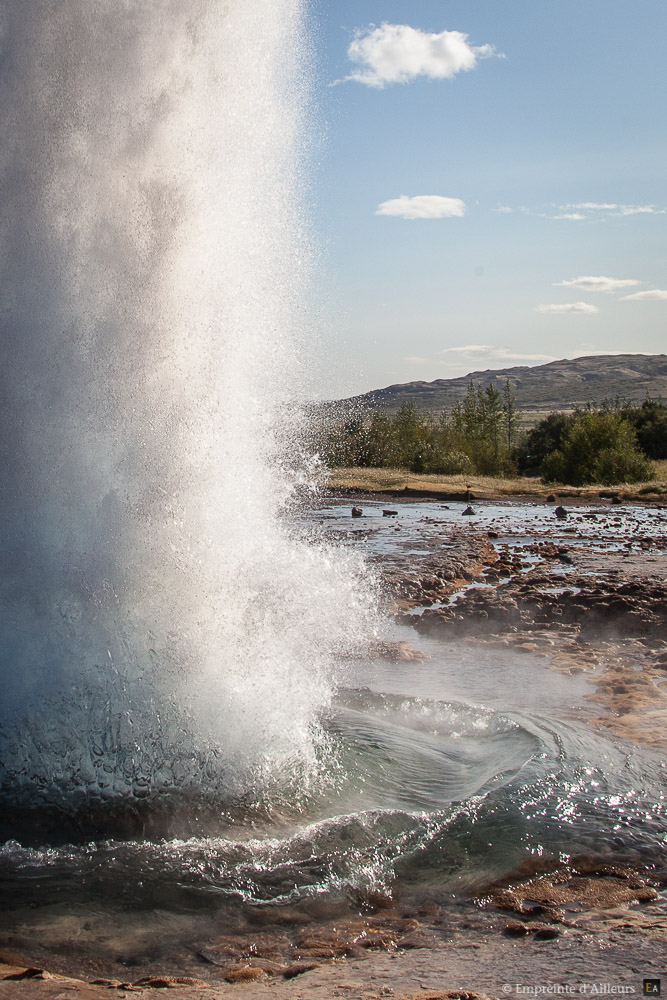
351 506 363 517
462 505 476 516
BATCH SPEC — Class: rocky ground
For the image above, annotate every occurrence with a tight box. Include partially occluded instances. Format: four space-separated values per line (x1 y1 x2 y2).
2 494 666 1000
2 878 665 999
377 498 667 751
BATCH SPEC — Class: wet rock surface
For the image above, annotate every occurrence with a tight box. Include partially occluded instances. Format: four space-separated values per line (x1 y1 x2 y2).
326 495 667 749
484 857 663 924
405 575 667 644
3 883 666 998
3 495 667 999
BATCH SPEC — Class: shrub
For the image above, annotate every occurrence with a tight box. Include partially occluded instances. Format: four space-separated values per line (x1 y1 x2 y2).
428 450 474 476
542 410 654 485
515 412 572 474
622 399 667 459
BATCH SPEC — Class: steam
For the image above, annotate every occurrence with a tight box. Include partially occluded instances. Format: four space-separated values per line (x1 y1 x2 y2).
0 0 377 824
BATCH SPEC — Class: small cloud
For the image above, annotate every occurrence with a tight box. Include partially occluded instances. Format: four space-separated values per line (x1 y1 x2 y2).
573 344 635 358
561 202 665 217
431 344 558 378
440 344 493 354
535 302 599 315
493 205 513 214
555 275 641 293
620 289 667 301
499 350 558 362
498 201 666 220
564 202 618 211
340 23 499 88
376 195 466 220
613 205 665 216
439 345 556 363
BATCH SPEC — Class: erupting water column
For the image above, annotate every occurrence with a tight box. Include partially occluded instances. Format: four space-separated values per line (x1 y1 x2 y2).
0 1 375 836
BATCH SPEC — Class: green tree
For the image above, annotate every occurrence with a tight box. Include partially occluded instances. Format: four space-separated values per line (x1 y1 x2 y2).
622 399 667 459
484 384 502 458
502 379 518 451
542 410 654 485
365 410 395 467
392 402 429 472
516 412 572 474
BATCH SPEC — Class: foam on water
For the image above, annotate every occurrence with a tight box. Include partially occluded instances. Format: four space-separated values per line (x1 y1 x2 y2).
0 0 378 831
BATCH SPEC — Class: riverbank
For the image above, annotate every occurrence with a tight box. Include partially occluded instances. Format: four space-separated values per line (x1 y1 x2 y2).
326 463 667 502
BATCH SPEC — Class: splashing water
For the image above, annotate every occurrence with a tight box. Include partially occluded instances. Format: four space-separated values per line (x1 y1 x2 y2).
2 12 667 981
0 0 378 837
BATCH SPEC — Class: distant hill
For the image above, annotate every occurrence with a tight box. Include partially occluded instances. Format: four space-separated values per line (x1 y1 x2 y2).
339 354 667 415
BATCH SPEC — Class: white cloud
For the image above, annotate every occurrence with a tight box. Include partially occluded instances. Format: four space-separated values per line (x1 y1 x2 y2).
614 205 664 216
535 302 599 315
620 289 667 301
412 344 562 379
439 345 557 363
494 205 513 214
376 195 466 220
561 202 665 217
565 202 618 211
498 201 666 220
555 275 641 293
341 23 497 88
441 344 494 354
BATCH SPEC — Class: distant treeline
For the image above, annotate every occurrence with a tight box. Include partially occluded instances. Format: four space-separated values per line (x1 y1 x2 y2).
314 382 666 485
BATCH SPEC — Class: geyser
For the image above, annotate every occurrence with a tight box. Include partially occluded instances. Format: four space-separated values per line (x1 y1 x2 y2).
0 0 376 839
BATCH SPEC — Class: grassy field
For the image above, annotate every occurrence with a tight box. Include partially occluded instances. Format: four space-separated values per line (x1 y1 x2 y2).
327 461 667 501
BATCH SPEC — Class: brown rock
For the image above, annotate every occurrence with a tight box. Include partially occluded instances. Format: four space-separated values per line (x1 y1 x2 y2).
355 930 399 949
133 976 212 988
3 968 53 981
534 927 561 940
489 863 659 920
295 947 339 959
504 921 530 937
282 961 321 979
222 965 265 983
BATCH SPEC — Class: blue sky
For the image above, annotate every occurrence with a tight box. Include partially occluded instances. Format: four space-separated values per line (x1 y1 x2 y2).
309 0 667 397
